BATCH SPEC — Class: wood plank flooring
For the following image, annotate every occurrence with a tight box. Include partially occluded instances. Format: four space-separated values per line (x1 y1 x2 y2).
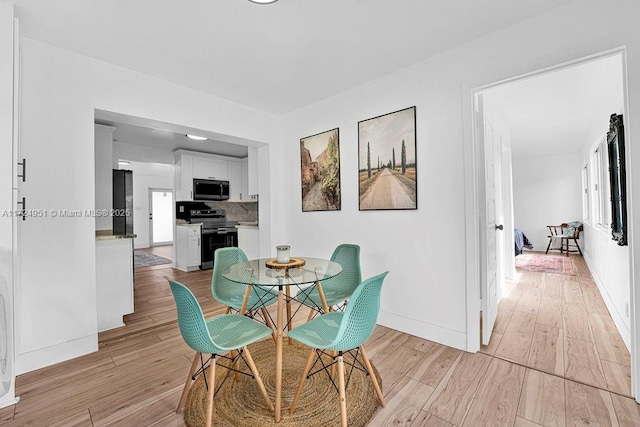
486 252 632 397
3 250 639 426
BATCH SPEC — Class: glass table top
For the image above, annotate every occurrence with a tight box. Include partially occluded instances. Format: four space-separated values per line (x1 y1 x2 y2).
223 257 342 287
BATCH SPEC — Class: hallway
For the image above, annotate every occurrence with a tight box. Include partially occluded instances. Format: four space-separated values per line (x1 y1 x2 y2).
482 252 630 396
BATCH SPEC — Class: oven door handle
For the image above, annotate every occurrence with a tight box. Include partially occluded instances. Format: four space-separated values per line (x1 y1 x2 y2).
217 228 228 234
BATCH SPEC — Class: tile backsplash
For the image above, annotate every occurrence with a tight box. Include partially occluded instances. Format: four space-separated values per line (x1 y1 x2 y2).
205 201 258 223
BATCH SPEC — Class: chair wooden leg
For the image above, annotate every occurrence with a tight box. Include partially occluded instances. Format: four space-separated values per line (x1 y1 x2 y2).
546 238 552 254
224 306 231 314
360 345 385 406
290 348 316 414
306 307 315 322
242 346 274 411
177 352 201 413
575 239 583 256
337 353 348 427
261 307 277 343
205 355 217 427
331 351 337 377
230 350 240 381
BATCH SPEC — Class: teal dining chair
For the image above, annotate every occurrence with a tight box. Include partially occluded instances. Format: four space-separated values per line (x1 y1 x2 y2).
288 271 388 427
298 244 361 319
212 247 276 324
166 278 274 427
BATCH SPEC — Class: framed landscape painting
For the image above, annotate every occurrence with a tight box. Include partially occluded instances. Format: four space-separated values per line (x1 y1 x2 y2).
358 106 417 210
300 128 341 212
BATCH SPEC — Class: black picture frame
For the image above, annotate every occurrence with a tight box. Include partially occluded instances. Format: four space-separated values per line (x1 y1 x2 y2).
607 113 627 246
357 106 417 211
300 128 341 212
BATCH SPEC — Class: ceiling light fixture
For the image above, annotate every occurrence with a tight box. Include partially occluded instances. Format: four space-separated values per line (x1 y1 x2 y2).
248 0 278 4
186 134 208 141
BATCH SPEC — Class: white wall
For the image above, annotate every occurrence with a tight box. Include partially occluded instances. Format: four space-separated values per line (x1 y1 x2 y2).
113 141 174 165
579 56 630 344
121 161 174 249
512 153 583 251
94 124 115 231
273 0 640 350
16 36 277 373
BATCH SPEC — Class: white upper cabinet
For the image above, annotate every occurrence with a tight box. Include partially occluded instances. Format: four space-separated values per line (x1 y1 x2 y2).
227 160 242 201
241 158 249 200
193 157 228 180
248 147 259 196
174 153 194 201
175 150 248 202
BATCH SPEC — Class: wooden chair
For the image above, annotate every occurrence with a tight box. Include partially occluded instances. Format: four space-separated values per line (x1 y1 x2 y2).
167 278 274 427
545 222 583 257
288 272 388 427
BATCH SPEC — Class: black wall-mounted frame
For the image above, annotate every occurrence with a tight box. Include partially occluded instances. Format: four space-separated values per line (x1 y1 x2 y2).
607 113 627 246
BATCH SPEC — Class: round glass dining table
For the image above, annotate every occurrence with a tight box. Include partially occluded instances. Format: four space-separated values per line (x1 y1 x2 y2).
223 257 342 422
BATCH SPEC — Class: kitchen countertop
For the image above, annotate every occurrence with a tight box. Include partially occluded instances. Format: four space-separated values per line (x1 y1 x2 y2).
96 230 137 240
235 221 258 229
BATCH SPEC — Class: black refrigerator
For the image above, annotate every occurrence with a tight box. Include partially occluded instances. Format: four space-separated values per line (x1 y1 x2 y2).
113 169 133 235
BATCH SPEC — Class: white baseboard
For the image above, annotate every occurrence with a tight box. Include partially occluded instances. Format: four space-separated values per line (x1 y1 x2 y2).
377 309 467 350
0 395 19 410
16 334 98 375
583 253 631 351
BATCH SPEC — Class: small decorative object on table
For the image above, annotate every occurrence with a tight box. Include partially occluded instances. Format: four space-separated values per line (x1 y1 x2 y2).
276 245 290 263
265 257 305 270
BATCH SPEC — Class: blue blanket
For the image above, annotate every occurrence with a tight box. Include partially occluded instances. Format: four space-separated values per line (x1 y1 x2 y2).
514 229 533 256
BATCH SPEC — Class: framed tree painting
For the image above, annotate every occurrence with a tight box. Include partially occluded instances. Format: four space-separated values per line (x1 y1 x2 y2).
300 128 341 211
358 106 417 210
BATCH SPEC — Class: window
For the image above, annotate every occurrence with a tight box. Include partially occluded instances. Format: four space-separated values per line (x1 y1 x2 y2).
582 164 590 222
592 136 611 229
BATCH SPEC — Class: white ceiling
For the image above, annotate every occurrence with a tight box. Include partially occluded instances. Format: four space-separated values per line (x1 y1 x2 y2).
483 54 623 159
14 0 573 116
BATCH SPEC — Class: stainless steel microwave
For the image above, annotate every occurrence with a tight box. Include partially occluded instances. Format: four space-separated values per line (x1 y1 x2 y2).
193 178 230 201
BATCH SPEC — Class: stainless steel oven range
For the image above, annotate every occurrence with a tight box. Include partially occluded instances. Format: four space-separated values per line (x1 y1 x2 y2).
187 208 238 270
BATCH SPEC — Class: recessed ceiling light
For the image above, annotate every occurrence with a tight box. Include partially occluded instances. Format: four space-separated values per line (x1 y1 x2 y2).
186 134 208 141
248 0 278 4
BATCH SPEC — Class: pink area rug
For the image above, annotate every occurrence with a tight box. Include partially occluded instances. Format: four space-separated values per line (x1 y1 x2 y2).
515 253 577 275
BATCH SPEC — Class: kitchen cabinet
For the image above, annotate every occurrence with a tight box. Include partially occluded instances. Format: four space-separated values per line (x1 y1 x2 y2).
228 159 242 201
241 158 249 200
176 224 201 271
0 2 17 407
237 226 260 260
95 236 134 332
247 147 259 196
174 152 194 201
193 157 228 180
175 150 247 202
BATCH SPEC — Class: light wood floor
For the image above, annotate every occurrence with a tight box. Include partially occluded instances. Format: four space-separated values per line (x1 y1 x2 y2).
1 255 639 426
482 252 631 397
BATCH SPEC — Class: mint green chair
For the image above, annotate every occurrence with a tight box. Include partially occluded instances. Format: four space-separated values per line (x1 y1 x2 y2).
298 244 361 319
289 271 388 427
167 278 273 427
212 247 276 325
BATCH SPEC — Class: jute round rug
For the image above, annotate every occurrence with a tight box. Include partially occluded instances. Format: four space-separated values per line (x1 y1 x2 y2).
184 340 382 426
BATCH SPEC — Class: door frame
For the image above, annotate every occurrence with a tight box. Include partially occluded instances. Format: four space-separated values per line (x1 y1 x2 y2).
148 188 174 247
462 47 637 399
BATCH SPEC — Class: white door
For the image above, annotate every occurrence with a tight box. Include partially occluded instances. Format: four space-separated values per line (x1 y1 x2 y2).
477 93 503 346
149 189 173 246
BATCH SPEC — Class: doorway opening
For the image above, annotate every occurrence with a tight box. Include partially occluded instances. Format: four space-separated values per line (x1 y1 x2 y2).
467 49 635 398
150 188 174 246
